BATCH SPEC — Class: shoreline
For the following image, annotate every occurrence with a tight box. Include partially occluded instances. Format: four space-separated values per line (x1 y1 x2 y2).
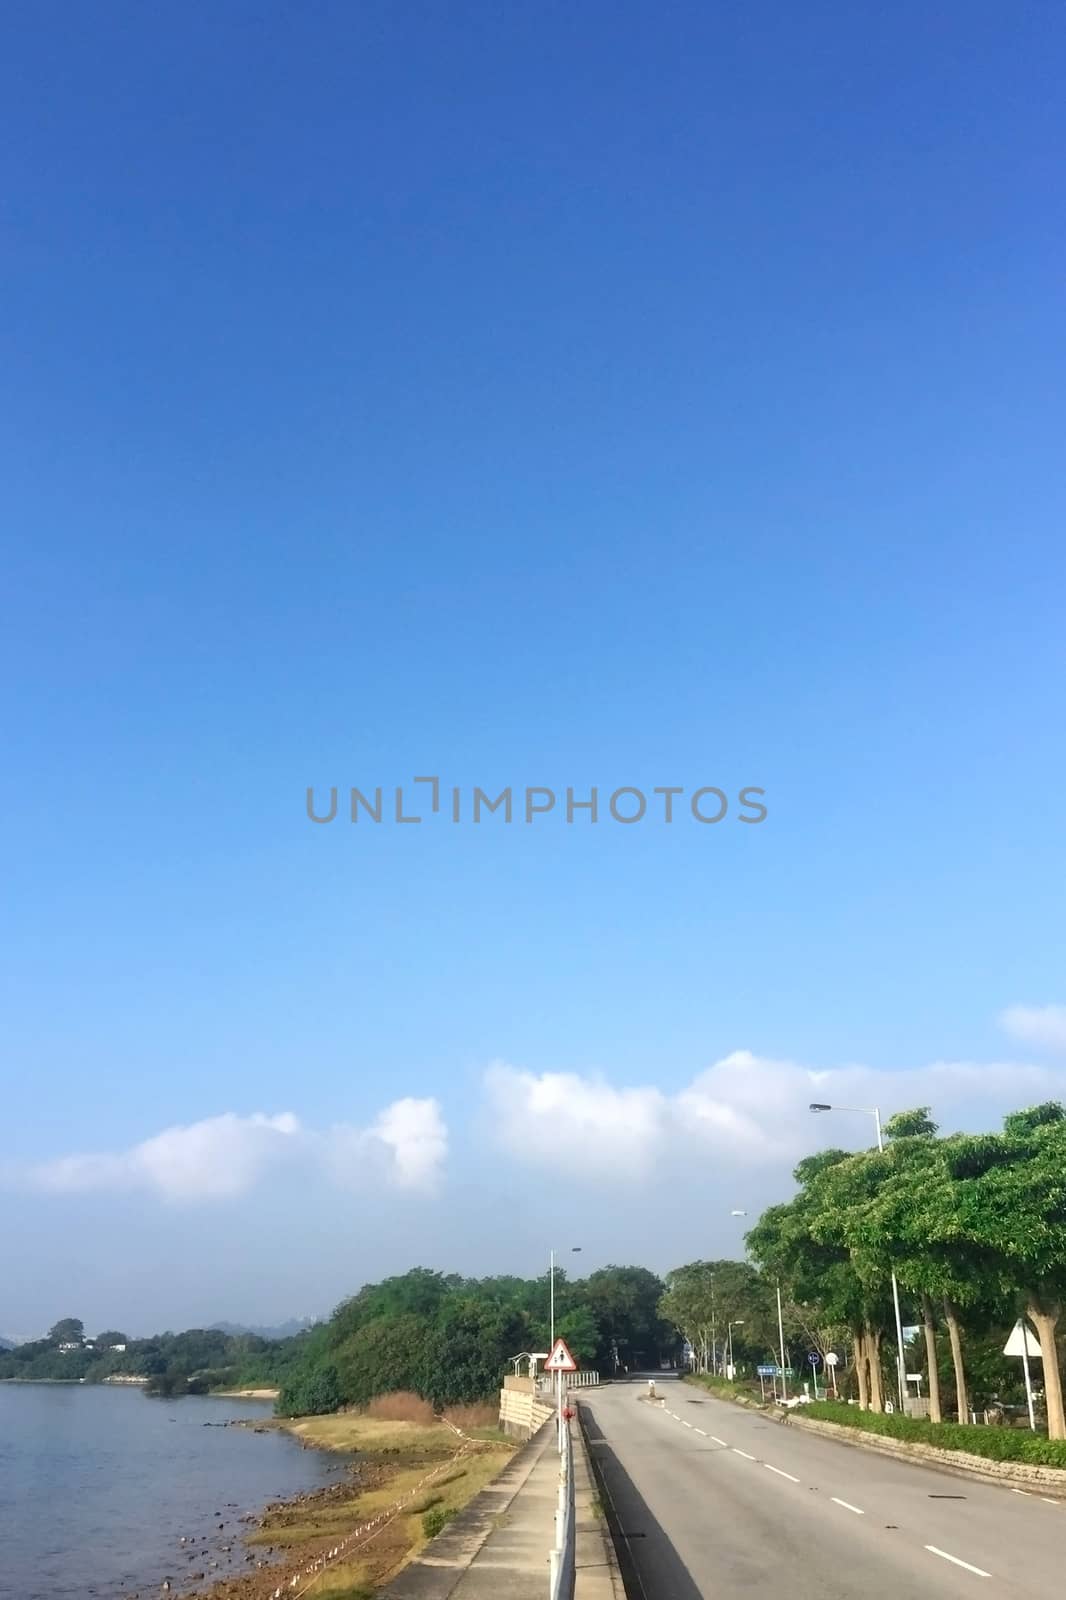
194 1411 514 1600
211 1387 280 1400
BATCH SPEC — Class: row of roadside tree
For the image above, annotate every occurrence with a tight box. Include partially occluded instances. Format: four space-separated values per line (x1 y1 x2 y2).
659 1103 1065 1437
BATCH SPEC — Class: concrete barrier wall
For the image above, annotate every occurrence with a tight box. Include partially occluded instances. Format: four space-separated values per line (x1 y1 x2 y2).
499 1384 554 1440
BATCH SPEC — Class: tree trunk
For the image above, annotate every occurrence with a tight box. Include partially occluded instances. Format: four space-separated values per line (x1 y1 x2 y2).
1028 1299 1065 1441
943 1297 969 1423
866 1323 884 1412
921 1292 942 1424
853 1328 869 1410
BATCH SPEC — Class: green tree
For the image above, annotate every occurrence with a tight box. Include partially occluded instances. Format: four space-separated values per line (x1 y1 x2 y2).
583 1266 670 1372
48 1318 84 1345
333 1313 428 1405
949 1105 1066 1438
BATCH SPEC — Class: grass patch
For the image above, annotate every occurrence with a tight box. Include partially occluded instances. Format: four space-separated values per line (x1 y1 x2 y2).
804 1401 1066 1467
249 1411 514 1595
683 1373 752 1404
421 1506 456 1538
284 1413 456 1454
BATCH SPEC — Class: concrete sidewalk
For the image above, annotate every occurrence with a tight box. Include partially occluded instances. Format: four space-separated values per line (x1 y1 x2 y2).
382 1421 560 1600
382 1406 624 1600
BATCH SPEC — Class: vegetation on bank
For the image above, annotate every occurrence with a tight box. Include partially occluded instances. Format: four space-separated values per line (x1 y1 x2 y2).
0 1263 675 1412
274 1263 671 1415
802 1400 1066 1467
206 1401 513 1600
0 1316 307 1392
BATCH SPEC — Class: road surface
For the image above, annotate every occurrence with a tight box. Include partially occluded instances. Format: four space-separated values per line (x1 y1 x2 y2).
579 1377 1064 1597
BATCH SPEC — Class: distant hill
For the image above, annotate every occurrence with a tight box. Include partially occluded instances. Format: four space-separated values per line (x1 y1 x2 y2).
210 1317 317 1342
0 1337 14 1351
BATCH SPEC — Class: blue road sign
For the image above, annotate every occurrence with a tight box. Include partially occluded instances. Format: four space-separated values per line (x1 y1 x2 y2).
757 1364 782 1378
807 1351 822 1367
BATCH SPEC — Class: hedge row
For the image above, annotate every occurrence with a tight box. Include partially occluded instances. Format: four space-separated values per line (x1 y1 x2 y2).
804 1401 1066 1467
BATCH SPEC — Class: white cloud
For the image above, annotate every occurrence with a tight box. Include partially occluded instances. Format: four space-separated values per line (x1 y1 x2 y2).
367 1097 449 1190
485 1049 1066 1184
484 1060 667 1178
999 1004 1066 1052
21 1100 447 1203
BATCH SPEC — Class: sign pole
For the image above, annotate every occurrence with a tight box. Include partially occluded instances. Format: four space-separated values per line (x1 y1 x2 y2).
1021 1323 1036 1432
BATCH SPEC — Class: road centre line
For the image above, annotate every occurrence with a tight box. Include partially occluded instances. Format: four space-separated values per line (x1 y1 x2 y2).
733 1449 756 1460
711 1435 728 1446
925 1546 991 1579
682 1419 693 1427
831 1498 864 1515
764 1464 800 1482
694 1427 707 1436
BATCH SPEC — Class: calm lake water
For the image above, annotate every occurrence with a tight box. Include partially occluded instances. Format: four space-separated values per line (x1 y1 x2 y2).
0 1384 337 1600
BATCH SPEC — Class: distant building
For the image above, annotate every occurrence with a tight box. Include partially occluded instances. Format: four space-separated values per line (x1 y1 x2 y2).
58 1342 81 1353
110 1342 127 1352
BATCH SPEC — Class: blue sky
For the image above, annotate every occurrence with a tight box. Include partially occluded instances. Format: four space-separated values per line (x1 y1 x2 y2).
3 2 1065 1335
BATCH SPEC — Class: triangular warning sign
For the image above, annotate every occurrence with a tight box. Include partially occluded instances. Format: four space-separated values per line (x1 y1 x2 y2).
544 1338 578 1373
1003 1319 1042 1359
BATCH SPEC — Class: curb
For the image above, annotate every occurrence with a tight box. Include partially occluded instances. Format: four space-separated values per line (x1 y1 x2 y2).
785 1413 1066 1497
571 1405 626 1599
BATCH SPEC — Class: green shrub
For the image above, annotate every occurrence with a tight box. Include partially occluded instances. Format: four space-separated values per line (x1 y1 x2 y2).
804 1402 1066 1468
422 1506 456 1538
684 1373 753 1403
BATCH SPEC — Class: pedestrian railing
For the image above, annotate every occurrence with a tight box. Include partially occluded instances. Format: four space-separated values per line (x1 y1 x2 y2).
548 1412 576 1600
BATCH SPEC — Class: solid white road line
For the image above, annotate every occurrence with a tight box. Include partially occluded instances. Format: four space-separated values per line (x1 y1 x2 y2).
764 1464 800 1482
831 1498 865 1515
733 1449 756 1460
925 1546 991 1578
711 1435 728 1446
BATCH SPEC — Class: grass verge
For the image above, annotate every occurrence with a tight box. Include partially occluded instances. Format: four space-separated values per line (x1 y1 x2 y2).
803 1400 1066 1467
207 1410 514 1600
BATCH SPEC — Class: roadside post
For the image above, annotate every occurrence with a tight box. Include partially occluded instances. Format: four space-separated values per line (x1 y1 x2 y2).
757 1363 782 1402
807 1351 821 1401
825 1351 839 1398
1003 1319 1041 1431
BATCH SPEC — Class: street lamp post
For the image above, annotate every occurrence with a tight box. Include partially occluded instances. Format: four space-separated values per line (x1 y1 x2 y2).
809 1103 907 1411
730 1207 789 1402
549 1245 582 1348
727 1320 744 1378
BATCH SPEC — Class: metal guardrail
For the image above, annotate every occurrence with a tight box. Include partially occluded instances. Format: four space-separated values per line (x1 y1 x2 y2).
548 1411 576 1600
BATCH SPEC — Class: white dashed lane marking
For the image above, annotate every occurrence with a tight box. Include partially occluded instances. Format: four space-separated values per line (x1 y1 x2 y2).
710 1435 728 1446
694 1427 707 1436
733 1449 756 1460
831 1498 864 1515
764 1464 800 1482
925 1546 991 1579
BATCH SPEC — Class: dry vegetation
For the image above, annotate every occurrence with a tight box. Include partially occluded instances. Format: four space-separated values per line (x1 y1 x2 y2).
204 1396 512 1600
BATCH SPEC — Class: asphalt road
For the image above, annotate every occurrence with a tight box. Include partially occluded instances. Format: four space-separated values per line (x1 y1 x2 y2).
578 1377 1065 1597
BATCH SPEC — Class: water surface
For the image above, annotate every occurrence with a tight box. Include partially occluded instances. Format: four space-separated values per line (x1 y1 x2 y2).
0 1383 336 1600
